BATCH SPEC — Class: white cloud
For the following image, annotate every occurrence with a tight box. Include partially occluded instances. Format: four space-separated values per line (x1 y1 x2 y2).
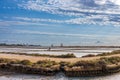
15 29 102 38
14 17 63 23
1 14 120 27
10 15 120 26
95 0 107 5
15 30 120 43
19 0 120 15
0 20 58 27
109 0 120 5
17 0 120 26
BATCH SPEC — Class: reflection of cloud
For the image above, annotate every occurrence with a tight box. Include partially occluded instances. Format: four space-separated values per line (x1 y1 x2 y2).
17 0 120 26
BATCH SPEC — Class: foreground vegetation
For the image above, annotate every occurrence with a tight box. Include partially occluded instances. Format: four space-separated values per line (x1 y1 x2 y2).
0 52 76 58
97 50 120 56
0 58 58 67
0 56 120 71
82 50 120 57
0 50 120 76
63 56 120 70
0 56 120 76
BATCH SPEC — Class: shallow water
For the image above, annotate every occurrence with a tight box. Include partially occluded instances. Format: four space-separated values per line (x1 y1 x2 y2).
0 47 119 57
0 72 120 80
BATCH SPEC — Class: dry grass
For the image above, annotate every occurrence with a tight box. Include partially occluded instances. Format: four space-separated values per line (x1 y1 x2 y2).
0 52 120 63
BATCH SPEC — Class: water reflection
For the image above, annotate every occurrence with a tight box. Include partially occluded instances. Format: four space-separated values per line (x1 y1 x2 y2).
0 72 120 80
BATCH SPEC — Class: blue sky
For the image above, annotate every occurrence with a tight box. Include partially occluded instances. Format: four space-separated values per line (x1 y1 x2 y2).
0 0 120 46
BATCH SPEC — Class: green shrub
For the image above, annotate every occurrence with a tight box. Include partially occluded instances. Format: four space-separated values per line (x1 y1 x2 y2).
74 60 98 67
0 58 21 64
57 53 76 58
0 58 11 63
97 50 120 56
20 60 32 65
59 61 71 66
82 54 96 57
100 57 120 64
36 60 58 67
1 52 76 58
9 60 20 64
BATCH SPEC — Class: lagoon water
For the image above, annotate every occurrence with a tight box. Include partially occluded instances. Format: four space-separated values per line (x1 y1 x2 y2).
0 47 120 80
0 72 120 80
0 47 119 57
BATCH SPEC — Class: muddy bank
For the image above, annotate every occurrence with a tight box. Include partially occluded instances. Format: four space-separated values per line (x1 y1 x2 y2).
0 61 120 77
64 64 120 77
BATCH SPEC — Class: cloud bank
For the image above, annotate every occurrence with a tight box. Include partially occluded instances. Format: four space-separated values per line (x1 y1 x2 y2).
17 0 120 26
1 0 120 26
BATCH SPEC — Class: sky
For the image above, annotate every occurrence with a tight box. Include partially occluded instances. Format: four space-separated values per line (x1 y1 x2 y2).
0 0 120 46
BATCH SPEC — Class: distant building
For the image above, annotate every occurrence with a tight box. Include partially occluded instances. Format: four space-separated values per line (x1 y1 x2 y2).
48 47 51 51
60 43 63 47
51 44 54 47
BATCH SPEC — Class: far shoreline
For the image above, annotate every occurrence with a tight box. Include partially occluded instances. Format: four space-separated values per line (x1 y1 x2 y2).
1 44 120 49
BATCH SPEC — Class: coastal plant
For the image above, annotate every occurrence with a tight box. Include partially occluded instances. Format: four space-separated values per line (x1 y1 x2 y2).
1 52 76 58
19 60 33 65
36 60 58 67
97 50 120 56
57 53 76 58
73 60 97 67
82 50 120 57
100 57 120 64
59 61 72 66
0 58 12 63
9 60 20 64
82 54 96 57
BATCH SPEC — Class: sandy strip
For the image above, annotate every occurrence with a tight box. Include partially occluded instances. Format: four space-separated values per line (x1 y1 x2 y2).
0 53 120 63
